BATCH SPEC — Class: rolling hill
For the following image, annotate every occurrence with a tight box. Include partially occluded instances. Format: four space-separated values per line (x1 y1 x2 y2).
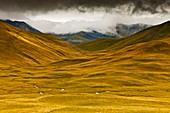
0 20 83 66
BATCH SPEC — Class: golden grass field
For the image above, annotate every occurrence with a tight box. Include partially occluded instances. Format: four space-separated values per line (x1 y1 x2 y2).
0 20 170 113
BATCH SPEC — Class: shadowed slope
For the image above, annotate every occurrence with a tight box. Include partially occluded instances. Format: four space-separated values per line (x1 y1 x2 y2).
77 38 120 51
0 21 84 66
2 19 41 33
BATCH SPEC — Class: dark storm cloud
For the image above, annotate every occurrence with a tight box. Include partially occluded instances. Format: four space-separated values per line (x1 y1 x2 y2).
0 0 169 14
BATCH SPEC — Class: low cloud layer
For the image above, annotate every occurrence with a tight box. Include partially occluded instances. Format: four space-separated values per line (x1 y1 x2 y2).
26 13 170 34
0 0 169 14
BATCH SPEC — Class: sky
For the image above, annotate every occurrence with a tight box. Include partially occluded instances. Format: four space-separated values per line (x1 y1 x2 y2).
0 0 170 33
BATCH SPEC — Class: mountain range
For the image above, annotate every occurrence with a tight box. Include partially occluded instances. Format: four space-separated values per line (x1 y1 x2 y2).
52 30 117 44
0 19 169 66
54 23 151 44
2 19 151 44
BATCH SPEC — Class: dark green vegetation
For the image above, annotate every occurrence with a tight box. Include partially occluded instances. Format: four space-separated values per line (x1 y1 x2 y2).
0 20 170 113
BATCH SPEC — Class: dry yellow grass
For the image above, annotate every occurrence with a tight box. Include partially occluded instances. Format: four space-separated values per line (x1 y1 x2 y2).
0 21 170 113
0 21 84 66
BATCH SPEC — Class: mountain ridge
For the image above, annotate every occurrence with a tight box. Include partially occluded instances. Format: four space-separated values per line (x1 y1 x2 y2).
108 23 151 37
2 19 41 33
53 23 151 44
52 30 117 44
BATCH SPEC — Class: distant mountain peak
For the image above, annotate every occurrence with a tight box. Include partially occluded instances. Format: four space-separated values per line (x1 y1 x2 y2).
2 19 41 33
107 23 151 38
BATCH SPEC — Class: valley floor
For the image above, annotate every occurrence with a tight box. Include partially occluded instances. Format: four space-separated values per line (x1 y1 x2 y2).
0 56 170 113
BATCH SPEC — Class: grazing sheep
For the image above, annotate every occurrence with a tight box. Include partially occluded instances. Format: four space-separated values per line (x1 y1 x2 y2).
61 88 65 91
96 92 99 95
39 92 43 95
34 84 39 89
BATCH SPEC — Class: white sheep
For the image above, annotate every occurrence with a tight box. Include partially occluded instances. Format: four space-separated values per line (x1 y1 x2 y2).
96 92 100 95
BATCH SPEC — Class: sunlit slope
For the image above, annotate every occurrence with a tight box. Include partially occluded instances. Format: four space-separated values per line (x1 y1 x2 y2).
72 21 170 92
0 21 83 65
94 37 170 73
78 20 170 52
